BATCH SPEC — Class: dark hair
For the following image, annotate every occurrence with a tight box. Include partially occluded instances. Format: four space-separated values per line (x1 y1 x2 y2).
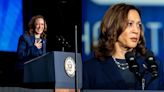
28 15 47 38
94 3 146 59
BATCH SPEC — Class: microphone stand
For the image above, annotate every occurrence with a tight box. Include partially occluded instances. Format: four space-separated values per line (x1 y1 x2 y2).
137 64 158 90
62 41 65 51
141 73 145 90
74 25 78 92
140 63 158 90
134 72 145 90
141 64 149 90
140 64 149 90
133 65 146 90
56 35 65 51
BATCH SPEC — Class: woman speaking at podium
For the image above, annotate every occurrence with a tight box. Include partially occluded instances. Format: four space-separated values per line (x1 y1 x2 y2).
83 3 164 90
16 15 47 83
17 15 47 64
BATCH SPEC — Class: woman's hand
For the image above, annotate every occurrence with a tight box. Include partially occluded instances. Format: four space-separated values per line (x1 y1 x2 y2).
34 39 42 49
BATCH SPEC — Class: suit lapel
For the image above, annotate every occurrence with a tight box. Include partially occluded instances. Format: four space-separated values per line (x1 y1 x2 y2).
42 39 46 53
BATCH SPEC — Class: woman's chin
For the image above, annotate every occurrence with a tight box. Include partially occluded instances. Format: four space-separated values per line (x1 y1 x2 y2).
36 32 43 35
127 43 137 49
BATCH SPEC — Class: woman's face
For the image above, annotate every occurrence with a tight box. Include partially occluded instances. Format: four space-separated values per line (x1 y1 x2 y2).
34 18 45 35
117 9 141 49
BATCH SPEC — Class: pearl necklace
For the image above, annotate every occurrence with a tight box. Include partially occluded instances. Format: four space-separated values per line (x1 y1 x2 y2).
112 57 129 70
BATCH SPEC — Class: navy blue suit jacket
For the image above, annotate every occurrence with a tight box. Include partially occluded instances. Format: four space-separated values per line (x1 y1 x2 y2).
83 55 164 90
17 34 46 64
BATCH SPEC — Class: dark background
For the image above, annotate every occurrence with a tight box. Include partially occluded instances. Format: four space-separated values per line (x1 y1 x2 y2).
0 0 81 85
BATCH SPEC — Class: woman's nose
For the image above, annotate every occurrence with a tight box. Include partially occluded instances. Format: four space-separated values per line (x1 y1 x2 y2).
132 25 139 34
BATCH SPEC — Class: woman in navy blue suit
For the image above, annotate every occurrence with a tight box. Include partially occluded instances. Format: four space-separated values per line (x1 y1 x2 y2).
83 3 164 90
17 15 47 63
16 15 47 84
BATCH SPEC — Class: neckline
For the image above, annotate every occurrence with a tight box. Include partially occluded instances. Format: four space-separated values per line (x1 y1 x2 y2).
112 57 129 70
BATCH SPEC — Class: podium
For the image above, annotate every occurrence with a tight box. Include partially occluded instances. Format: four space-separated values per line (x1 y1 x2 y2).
24 51 82 92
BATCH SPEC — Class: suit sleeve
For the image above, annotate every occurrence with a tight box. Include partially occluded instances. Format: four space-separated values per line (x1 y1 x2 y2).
82 62 90 89
158 58 164 89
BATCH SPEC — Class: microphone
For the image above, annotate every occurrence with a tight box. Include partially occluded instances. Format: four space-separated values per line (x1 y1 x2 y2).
145 50 158 78
56 35 71 48
125 52 141 78
56 35 65 43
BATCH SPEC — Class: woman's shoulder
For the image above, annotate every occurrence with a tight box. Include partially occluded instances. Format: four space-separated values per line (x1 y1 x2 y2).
22 33 35 40
19 33 34 44
84 57 100 64
18 33 27 40
83 57 100 72
83 56 113 74
83 56 113 66
20 33 30 39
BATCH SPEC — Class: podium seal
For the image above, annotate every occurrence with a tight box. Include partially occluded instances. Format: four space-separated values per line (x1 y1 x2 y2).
64 56 75 77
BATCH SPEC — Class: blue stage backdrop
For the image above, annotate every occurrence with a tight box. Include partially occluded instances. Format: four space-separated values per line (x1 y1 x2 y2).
82 0 164 63
0 0 23 52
